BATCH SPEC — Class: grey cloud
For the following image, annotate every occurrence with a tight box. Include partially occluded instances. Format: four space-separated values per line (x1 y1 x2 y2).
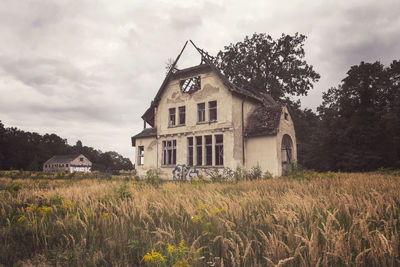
1 0 400 162
0 57 95 93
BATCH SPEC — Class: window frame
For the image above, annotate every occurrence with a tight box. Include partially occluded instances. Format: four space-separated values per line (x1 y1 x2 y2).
209 101 217 122
215 134 223 166
138 146 144 165
195 136 203 166
197 103 206 123
187 137 193 166
205 135 212 166
169 108 176 126
178 106 186 125
162 140 177 165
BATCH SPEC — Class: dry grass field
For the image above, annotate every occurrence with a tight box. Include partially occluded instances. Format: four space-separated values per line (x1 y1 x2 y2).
1 171 400 266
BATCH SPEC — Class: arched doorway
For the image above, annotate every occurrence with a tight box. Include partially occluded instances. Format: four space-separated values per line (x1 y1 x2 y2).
281 134 293 173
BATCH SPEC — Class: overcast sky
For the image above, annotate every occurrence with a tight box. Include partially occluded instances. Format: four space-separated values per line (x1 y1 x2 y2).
1 0 399 163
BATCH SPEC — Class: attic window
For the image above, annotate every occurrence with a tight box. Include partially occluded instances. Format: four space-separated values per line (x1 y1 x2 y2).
180 76 201 93
284 112 289 120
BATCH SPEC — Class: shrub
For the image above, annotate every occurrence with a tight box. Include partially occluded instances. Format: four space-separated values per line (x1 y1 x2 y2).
114 183 133 199
262 171 273 179
249 165 262 180
146 168 161 187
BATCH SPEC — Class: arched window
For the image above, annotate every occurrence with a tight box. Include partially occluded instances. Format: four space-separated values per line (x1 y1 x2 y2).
281 134 293 171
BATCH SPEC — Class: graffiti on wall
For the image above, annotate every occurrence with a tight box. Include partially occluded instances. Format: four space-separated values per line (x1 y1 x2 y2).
172 164 200 181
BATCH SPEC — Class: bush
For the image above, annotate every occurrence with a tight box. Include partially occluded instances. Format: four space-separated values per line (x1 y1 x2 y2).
249 165 262 180
262 171 273 180
114 183 133 199
146 169 161 187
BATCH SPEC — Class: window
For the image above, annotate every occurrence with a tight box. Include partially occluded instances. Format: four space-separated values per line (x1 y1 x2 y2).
209 101 217 121
196 136 202 165
198 103 205 122
80 157 84 162
180 76 201 93
66 164 69 167
284 112 289 120
169 108 176 126
179 106 186 125
215 135 223 166
162 140 176 165
138 146 144 165
187 137 193 166
205 135 212 166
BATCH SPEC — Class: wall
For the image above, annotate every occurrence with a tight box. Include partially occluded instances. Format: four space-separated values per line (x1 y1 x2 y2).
276 106 297 175
156 69 236 179
231 95 259 168
245 135 280 176
135 136 158 177
134 67 297 179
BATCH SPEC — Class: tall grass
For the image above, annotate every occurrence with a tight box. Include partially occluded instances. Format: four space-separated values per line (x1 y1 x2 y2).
1 172 399 266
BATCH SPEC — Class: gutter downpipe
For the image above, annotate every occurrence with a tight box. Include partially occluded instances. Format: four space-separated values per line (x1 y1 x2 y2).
242 98 246 165
155 107 159 172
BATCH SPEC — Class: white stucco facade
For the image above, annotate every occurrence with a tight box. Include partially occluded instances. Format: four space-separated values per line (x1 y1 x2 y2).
132 63 297 179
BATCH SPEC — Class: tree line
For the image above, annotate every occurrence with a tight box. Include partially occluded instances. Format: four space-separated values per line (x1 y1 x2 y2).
216 33 400 171
0 123 134 172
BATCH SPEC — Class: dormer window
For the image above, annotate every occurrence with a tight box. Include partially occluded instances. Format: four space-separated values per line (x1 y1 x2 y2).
180 76 201 93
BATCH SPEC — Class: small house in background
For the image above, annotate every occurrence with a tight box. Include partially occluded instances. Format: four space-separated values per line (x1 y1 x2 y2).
43 154 92 173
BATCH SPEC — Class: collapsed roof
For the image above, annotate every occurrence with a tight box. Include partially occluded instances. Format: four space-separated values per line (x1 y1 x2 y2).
141 40 278 127
133 41 285 142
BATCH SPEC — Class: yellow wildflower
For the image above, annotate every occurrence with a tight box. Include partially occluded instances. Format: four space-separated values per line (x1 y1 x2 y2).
210 206 220 215
196 204 206 211
142 249 165 263
191 215 202 223
173 258 191 267
102 212 110 218
167 244 175 254
39 206 51 216
219 207 227 213
61 200 75 210
26 204 38 213
17 215 25 223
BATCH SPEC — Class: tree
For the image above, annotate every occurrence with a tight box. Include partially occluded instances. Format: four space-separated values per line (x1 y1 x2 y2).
317 61 400 171
216 33 321 168
216 33 320 102
0 122 134 171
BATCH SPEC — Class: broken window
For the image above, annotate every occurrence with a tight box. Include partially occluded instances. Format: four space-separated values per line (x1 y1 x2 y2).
187 137 193 166
205 135 212 165
180 76 201 93
215 135 223 166
179 106 186 125
169 108 176 126
162 140 176 165
138 146 144 165
284 112 289 120
209 101 217 121
198 103 205 122
196 136 202 166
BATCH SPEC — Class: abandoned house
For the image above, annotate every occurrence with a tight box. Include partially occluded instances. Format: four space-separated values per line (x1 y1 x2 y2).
131 41 296 179
43 154 92 173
